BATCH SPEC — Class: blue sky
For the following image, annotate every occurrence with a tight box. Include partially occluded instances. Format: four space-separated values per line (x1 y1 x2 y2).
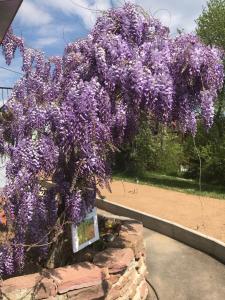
0 0 207 90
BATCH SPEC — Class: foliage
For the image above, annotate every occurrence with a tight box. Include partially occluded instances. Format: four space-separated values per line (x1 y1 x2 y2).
180 0 225 183
114 172 225 200
0 3 223 276
196 0 225 121
183 120 225 183
114 120 185 176
196 0 225 49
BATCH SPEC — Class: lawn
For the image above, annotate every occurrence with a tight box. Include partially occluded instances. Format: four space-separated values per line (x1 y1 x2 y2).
113 171 225 200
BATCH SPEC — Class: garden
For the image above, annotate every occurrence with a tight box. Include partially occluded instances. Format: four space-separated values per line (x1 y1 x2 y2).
0 1 224 299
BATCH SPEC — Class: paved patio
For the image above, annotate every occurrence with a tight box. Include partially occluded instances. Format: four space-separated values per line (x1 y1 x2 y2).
144 227 225 300
98 208 225 300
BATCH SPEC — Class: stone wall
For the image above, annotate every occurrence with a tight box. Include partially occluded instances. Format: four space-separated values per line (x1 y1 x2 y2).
0 220 148 300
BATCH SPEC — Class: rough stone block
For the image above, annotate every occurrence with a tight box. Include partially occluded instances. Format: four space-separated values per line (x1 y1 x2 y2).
120 220 143 236
107 274 120 287
133 280 149 300
48 262 105 294
109 231 145 258
106 280 133 300
139 280 149 300
115 262 136 286
35 277 57 299
104 220 145 258
1 273 56 300
138 263 148 278
106 267 139 300
135 250 146 260
136 257 148 278
93 248 134 274
136 256 145 269
67 283 107 300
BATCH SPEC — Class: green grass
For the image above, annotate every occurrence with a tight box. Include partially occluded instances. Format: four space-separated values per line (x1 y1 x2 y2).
113 171 225 200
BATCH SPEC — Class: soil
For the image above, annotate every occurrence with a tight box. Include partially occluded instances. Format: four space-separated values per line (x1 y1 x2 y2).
100 180 225 243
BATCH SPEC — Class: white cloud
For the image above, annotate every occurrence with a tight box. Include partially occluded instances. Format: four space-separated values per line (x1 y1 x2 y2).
134 0 207 34
17 0 52 26
37 24 74 38
41 0 111 29
153 10 182 31
16 0 208 37
33 37 59 48
90 0 112 11
33 24 78 50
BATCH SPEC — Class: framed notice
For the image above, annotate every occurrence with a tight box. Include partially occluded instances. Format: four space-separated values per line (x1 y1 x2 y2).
71 207 99 253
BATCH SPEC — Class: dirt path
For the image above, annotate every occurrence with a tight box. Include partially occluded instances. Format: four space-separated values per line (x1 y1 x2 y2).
100 180 225 243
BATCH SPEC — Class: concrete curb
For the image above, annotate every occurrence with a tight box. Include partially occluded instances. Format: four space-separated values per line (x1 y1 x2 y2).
96 198 225 264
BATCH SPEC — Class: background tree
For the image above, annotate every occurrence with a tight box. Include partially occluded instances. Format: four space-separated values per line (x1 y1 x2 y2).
196 0 225 123
114 119 185 177
196 0 225 48
182 0 225 183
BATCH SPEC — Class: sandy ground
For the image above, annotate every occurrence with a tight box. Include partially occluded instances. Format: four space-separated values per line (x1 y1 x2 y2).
100 180 225 243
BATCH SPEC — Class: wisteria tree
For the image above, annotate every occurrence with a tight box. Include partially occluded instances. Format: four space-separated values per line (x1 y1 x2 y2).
0 3 224 276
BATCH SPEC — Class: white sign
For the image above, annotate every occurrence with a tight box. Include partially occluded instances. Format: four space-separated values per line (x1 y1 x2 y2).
71 207 99 253
0 156 8 188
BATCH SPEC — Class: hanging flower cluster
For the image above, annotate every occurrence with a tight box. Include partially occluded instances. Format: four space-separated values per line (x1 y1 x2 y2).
0 3 223 276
